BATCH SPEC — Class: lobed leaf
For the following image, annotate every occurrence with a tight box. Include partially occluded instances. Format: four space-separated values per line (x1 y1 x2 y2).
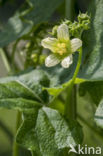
16 107 83 155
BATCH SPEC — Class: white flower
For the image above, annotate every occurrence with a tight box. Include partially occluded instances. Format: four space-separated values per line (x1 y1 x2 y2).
41 24 82 68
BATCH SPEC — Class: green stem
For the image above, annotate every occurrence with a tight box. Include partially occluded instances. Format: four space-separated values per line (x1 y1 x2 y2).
11 39 20 65
72 85 77 119
12 111 22 156
0 48 11 73
64 47 82 118
31 151 34 156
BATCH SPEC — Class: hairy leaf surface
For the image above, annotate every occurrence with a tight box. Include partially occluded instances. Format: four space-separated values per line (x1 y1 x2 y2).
0 69 51 103
17 107 83 155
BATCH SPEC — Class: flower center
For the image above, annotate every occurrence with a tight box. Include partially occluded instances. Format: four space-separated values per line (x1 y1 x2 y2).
55 43 67 55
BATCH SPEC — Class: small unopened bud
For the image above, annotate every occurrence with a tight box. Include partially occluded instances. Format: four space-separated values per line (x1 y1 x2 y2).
51 25 58 36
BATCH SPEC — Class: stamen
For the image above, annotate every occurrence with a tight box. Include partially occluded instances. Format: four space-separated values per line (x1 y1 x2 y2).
59 50 64 55
55 42 67 55
57 43 61 47
61 43 66 48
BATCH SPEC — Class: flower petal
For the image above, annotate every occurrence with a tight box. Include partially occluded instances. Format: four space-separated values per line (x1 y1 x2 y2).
61 55 73 68
41 37 58 51
45 54 60 67
57 24 69 41
71 38 82 52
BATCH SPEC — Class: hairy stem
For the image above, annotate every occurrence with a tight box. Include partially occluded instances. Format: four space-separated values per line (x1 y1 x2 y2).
12 111 22 156
65 48 82 118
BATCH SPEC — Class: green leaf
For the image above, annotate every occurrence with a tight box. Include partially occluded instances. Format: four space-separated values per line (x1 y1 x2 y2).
0 69 83 155
16 107 83 155
79 81 103 106
0 69 51 104
16 108 41 155
0 0 63 47
78 0 103 81
0 98 41 111
0 14 31 47
95 99 103 128
24 0 63 23
0 67 74 104
0 66 85 104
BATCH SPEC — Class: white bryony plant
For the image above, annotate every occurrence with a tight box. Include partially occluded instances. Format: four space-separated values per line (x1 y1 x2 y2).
41 24 82 68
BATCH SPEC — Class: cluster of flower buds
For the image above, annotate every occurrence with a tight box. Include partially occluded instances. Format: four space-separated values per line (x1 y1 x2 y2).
51 13 90 38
